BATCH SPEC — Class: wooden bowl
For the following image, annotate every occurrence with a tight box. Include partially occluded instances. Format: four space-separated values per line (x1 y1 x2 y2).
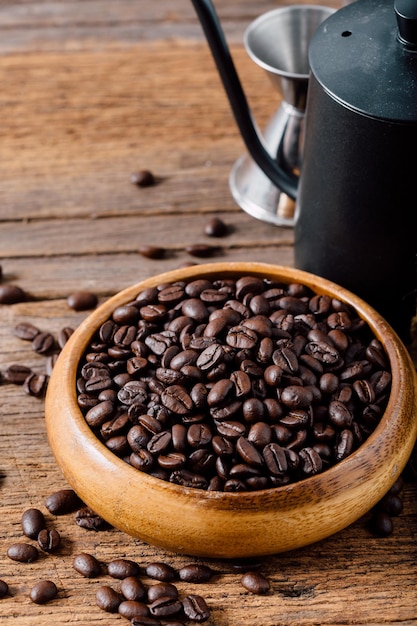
45 263 417 558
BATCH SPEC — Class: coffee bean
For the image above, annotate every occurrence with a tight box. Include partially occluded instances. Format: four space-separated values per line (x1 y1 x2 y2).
138 245 166 259
204 217 228 237
13 322 41 341
75 506 109 530
108 558 141 579
46 353 60 375
96 585 123 612
182 594 211 622
22 372 49 398
299 447 323 475
130 169 156 187
7 543 39 563
118 600 151 619
58 326 74 348
29 580 58 604
147 582 179 603
145 562 177 582
185 244 218 258
0 580 9 599
21 508 46 539
178 563 213 583
73 552 102 578
120 576 147 602
149 596 183 618
231 558 264 572
67 290 98 311
370 511 394 537
38 528 61 552
240 571 270 595
32 331 55 354
379 492 404 516
0 284 26 304
4 364 33 385
45 489 83 515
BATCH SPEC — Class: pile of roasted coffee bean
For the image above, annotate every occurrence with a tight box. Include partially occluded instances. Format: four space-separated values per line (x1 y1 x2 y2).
1 271 413 537
76 275 392 492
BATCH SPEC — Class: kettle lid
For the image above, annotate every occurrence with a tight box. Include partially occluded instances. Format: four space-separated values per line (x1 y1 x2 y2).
309 0 417 122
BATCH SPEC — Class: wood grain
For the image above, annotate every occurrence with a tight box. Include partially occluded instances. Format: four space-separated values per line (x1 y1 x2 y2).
0 0 416 624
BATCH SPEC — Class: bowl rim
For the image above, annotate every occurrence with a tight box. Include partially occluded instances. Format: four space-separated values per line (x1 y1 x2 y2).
46 262 417 507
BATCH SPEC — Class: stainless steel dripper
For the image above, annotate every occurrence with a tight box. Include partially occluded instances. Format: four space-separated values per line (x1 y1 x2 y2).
229 5 334 226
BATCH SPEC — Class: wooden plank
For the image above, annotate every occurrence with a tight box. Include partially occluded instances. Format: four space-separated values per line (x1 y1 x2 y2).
0 244 295 301
0 42 276 220
0 0 341 52
0 209 294 257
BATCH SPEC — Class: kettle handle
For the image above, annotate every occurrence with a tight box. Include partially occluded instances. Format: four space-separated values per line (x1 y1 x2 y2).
191 0 299 200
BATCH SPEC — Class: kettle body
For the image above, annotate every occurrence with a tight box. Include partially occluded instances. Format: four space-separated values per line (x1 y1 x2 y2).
295 0 417 340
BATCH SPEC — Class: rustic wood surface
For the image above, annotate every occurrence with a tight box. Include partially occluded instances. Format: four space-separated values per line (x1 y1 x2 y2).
0 1 416 624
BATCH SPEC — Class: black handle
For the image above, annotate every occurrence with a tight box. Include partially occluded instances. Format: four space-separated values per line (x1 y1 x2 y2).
191 0 299 199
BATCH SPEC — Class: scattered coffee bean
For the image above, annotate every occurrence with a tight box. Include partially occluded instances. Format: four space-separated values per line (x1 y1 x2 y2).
145 562 177 582
204 217 228 237
178 563 213 583
118 599 150 620
7 543 39 563
96 585 123 612
370 511 394 537
73 552 102 578
107 558 141 579
32 331 55 354
45 489 83 515
67 290 98 311
38 528 61 552
182 594 211 622
0 580 9 599
240 571 271 595
120 576 147 602
139 245 166 260
231 558 264 572
130 169 156 187
149 595 183 618
29 580 58 604
3 364 32 385
75 506 109 530
22 372 49 398
21 508 46 539
57 326 74 349
46 353 60 375
0 284 26 304
13 322 41 341
147 582 179 603
380 492 403 516
185 244 218 258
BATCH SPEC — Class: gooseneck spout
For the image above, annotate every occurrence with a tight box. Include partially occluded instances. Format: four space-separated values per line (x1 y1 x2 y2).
191 0 298 200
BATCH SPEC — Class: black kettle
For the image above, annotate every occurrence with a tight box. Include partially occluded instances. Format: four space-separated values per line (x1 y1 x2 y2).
191 0 417 341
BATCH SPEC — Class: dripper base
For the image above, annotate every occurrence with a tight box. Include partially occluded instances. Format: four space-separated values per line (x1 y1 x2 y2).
229 153 295 227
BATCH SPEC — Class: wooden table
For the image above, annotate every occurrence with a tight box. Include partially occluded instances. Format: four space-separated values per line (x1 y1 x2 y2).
1 1 416 624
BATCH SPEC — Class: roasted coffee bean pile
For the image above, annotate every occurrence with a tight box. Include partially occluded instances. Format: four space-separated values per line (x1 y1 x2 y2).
76 275 393 492
1 271 412 536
